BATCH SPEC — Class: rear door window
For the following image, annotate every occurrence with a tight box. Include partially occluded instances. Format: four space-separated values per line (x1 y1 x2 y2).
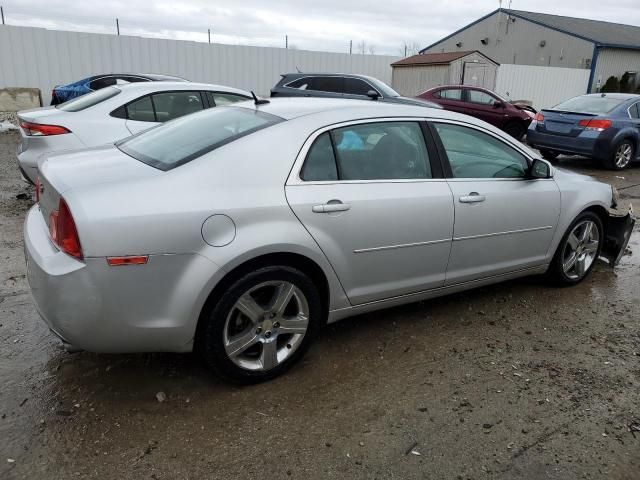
285 78 311 90
439 89 463 101
629 102 640 119
308 76 344 94
151 91 204 121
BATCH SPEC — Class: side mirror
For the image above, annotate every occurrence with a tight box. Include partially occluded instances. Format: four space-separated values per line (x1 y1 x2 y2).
366 90 380 100
493 101 504 109
530 158 552 179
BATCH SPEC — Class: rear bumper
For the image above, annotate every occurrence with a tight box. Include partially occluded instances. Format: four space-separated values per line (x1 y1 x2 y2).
601 206 635 266
24 205 222 353
527 128 610 159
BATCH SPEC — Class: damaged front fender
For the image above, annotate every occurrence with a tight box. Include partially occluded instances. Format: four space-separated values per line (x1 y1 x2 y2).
601 206 635 266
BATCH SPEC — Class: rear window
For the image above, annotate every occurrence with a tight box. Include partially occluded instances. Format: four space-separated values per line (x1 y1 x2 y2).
117 106 283 170
56 87 121 112
552 95 625 115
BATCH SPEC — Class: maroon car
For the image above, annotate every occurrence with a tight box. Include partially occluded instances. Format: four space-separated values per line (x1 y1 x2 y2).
417 85 534 140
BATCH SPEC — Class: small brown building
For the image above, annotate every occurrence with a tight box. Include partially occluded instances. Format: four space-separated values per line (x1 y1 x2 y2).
391 50 499 96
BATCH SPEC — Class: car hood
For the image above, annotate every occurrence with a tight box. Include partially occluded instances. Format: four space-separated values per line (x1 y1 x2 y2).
386 96 442 109
39 145 162 194
552 165 599 183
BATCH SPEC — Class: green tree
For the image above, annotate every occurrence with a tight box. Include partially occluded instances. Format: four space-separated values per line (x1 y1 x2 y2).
619 72 632 93
601 76 620 93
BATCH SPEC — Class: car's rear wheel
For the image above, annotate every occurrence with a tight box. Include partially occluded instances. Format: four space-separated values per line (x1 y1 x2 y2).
547 212 602 286
198 266 322 384
604 139 635 170
503 122 526 140
540 149 559 162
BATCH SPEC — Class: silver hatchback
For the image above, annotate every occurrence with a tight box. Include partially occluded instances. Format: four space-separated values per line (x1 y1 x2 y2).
24 98 634 383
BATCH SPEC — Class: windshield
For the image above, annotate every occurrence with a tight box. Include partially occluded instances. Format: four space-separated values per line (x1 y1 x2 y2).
370 78 401 97
551 95 625 115
56 87 121 112
117 106 284 170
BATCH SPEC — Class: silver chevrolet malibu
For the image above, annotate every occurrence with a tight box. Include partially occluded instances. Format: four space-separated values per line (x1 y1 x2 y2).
24 98 634 383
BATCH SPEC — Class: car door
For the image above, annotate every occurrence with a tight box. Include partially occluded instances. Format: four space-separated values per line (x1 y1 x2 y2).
430 121 561 285
465 89 505 127
286 120 454 305
434 88 468 115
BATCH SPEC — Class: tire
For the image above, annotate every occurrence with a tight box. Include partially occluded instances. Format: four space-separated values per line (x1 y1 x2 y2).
603 139 635 170
198 266 323 384
540 149 559 162
547 212 603 286
503 122 526 140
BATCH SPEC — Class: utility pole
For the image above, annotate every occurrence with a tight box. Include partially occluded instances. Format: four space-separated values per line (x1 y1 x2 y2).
285 35 288 49
208 28 211 43
116 18 120 35
1 6 5 25
349 40 352 54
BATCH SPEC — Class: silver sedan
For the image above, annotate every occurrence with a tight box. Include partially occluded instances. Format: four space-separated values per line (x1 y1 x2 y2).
24 98 634 383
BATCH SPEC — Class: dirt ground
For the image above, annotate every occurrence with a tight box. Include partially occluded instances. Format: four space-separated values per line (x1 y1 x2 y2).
1 130 639 479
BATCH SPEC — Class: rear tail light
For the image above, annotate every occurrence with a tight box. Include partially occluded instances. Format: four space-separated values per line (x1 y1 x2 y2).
534 113 545 123
20 121 70 136
578 119 612 132
48 198 83 259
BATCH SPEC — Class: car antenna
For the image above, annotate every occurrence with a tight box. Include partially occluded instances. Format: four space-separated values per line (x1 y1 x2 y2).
251 91 270 105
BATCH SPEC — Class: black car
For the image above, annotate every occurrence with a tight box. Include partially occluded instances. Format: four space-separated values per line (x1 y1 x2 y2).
50 73 189 105
270 73 441 108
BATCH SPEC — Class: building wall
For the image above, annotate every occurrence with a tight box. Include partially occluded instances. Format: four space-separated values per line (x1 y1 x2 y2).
423 11 594 70
592 48 640 92
0 25 400 104
391 65 449 96
495 64 590 110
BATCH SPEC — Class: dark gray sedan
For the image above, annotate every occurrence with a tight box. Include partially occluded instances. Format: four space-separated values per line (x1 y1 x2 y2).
270 72 441 108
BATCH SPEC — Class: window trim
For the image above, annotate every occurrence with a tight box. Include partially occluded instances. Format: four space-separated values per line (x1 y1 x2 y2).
288 117 443 185
427 119 539 182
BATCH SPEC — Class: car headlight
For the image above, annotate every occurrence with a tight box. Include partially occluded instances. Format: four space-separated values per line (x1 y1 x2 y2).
611 186 620 209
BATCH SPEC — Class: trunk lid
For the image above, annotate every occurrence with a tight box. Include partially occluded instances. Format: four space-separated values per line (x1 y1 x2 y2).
17 106 69 124
537 110 596 137
37 145 162 230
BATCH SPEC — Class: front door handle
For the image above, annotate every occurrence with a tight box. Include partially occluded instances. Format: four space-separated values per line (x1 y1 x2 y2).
312 200 351 213
459 192 486 203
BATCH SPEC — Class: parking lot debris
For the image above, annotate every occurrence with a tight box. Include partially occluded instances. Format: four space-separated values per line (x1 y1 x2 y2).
15 193 29 200
155 391 167 403
7 458 15 463
405 441 418 455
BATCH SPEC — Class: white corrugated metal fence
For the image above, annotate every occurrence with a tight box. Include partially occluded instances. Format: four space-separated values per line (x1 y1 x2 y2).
0 25 399 104
495 64 590 110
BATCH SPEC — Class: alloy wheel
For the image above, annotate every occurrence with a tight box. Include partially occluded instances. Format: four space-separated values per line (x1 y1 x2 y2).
615 143 633 168
223 281 309 371
561 220 600 280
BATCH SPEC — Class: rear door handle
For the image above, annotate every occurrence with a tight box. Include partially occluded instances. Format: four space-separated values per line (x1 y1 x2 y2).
459 192 486 203
312 201 351 213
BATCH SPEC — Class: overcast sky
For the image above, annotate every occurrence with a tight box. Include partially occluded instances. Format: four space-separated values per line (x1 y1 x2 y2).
3 0 640 56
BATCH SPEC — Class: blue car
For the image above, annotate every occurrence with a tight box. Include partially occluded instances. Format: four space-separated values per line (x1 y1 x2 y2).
50 73 187 105
527 93 640 170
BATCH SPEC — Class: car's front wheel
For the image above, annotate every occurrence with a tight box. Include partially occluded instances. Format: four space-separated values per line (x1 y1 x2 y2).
547 212 603 286
198 266 322 383
604 139 635 170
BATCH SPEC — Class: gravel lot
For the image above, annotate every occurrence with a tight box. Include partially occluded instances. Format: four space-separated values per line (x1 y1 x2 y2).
1 130 639 479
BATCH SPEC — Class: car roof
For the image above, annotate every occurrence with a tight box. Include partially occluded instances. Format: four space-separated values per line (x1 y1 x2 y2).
281 72 383 83
582 93 640 100
113 81 251 96
233 96 455 121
